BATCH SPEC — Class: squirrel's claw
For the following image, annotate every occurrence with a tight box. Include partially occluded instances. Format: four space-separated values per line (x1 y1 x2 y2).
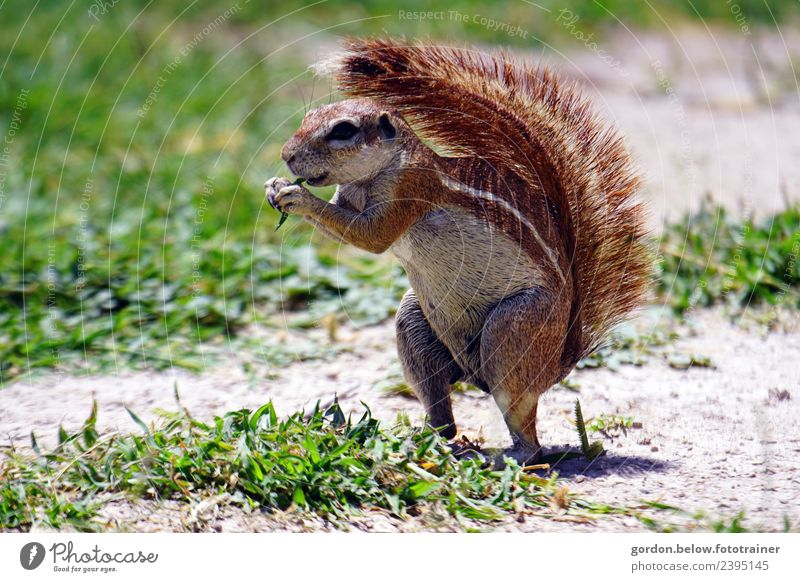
265 177 293 210
269 182 314 215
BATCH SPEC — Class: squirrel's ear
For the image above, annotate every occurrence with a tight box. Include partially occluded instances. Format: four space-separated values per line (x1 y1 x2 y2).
377 112 397 141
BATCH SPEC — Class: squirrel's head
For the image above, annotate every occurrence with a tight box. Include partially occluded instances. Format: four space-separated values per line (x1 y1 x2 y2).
281 98 406 187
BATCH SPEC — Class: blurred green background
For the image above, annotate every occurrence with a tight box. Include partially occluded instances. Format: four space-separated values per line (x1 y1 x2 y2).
0 0 797 382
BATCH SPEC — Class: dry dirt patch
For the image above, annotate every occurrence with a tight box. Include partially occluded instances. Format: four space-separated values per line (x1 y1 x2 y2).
2 308 798 532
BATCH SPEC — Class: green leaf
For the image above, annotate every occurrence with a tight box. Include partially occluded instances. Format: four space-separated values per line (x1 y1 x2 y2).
249 403 276 431
574 400 605 460
274 212 289 231
303 436 321 464
292 487 307 507
125 406 151 440
407 480 442 499
574 400 590 454
30 432 40 456
586 441 605 460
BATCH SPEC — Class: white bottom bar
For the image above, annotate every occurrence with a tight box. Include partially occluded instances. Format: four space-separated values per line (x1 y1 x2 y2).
1 533 797 580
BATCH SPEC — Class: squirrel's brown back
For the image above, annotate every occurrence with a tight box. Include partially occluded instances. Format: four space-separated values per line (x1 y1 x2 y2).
321 37 651 365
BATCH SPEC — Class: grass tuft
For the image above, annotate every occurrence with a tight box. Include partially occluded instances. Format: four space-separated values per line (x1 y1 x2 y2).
1 398 618 531
658 202 800 314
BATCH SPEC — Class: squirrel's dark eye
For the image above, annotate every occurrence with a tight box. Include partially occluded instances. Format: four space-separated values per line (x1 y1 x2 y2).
325 121 359 141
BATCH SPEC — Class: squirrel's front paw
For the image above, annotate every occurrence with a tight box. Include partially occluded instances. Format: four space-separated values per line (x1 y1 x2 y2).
264 177 292 209
265 177 316 215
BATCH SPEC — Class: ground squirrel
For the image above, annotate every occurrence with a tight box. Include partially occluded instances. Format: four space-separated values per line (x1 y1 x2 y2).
266 37 651 464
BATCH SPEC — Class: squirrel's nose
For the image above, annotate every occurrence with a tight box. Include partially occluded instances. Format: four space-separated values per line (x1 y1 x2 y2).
280 145 296 165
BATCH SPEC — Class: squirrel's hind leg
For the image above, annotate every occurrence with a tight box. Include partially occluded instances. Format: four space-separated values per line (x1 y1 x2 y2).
396 290 461 440
478 287 571 465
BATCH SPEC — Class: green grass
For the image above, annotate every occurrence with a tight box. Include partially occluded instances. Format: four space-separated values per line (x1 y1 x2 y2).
658 202 800 315
1 0 420 383
634 502 794 533
0 395 624 531
585 413 634 436
2 394 776 532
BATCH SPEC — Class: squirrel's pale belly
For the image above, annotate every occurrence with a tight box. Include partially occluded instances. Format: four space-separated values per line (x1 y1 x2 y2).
390 205 544 375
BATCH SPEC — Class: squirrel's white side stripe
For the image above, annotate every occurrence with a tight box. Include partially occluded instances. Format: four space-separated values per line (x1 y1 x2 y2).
440 176 565 283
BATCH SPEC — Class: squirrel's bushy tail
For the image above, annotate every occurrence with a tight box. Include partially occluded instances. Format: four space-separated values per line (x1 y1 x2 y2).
322 37 651 363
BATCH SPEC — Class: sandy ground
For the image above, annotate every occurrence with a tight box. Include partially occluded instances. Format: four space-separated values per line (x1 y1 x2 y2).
2 308 799 532
2 28 800 531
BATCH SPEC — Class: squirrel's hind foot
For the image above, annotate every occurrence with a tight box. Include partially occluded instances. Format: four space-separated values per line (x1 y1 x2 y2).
494 439 543 469
447 435 482 460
